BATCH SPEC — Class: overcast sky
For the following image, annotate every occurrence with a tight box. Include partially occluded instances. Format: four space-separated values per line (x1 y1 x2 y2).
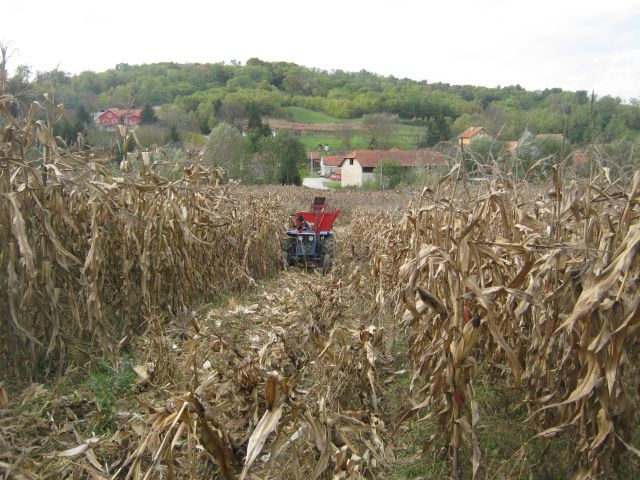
4 0 640 99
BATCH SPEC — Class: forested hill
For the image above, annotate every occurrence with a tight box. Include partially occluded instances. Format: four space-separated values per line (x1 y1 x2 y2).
7 58 640 145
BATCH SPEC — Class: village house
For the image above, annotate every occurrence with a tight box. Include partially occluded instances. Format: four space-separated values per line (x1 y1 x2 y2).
320 155 343 177
95 108 142 130
339 149 446 187
457 126 492 146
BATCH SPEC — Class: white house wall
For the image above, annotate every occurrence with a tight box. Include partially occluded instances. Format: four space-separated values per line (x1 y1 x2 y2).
341 160 363 186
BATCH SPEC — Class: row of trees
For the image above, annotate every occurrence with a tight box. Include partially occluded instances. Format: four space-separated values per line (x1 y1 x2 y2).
5 59 639 145
204 107 305 185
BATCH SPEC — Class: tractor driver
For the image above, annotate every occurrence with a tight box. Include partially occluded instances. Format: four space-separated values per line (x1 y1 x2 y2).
296 215 312 231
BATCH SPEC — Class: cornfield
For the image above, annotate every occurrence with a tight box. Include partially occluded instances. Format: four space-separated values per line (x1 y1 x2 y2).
384 166 640 479
0 94 287 380
1 95 640 480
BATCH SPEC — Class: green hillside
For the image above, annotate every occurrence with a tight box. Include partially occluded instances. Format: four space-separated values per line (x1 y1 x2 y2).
7 58 637 149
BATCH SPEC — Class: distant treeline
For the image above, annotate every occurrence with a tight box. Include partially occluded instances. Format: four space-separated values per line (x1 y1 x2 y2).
6 58 640 144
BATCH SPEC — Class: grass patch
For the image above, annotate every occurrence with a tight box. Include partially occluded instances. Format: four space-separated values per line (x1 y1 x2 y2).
88 354 136 432
298 129 424 152
473 376 572 479
386 368 578 479
283 106 345 124
297 134 357 152
325 181 341 189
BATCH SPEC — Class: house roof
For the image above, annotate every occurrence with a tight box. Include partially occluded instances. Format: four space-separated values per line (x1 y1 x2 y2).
342 149 446 168
322 155 343 167
457 126 490 139
103 108 142 117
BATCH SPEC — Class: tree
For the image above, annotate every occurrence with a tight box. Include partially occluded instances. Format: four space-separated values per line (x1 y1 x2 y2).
373 159 406 189
204 122 243 178
362 113 398 149
246 102 271 136
156 105 198 134
140 102 157 125
337 124 354 150
245 102 272 153
54 120 75 146
74 105 92 130
276 135 304 185
166 125 181 144
7 64 31 94
417 116 451 147
136 125 165 149
72 104 92 147
218 100 246 129
466 136 504 177
261 132 305 185
536 136 571 161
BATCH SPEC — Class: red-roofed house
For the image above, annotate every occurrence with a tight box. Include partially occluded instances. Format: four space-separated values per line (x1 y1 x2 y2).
320 155 343 177
308 151 323 167
457 126 492 146
339 149 446 187
96 108 143 130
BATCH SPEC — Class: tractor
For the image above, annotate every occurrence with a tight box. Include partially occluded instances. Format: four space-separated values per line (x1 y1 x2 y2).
281 196 341 271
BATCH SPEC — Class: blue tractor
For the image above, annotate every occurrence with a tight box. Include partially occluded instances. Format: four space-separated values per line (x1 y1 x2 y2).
281 196 341 270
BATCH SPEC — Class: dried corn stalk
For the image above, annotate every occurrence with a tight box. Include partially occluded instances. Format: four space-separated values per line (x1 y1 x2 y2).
384 167 640 478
